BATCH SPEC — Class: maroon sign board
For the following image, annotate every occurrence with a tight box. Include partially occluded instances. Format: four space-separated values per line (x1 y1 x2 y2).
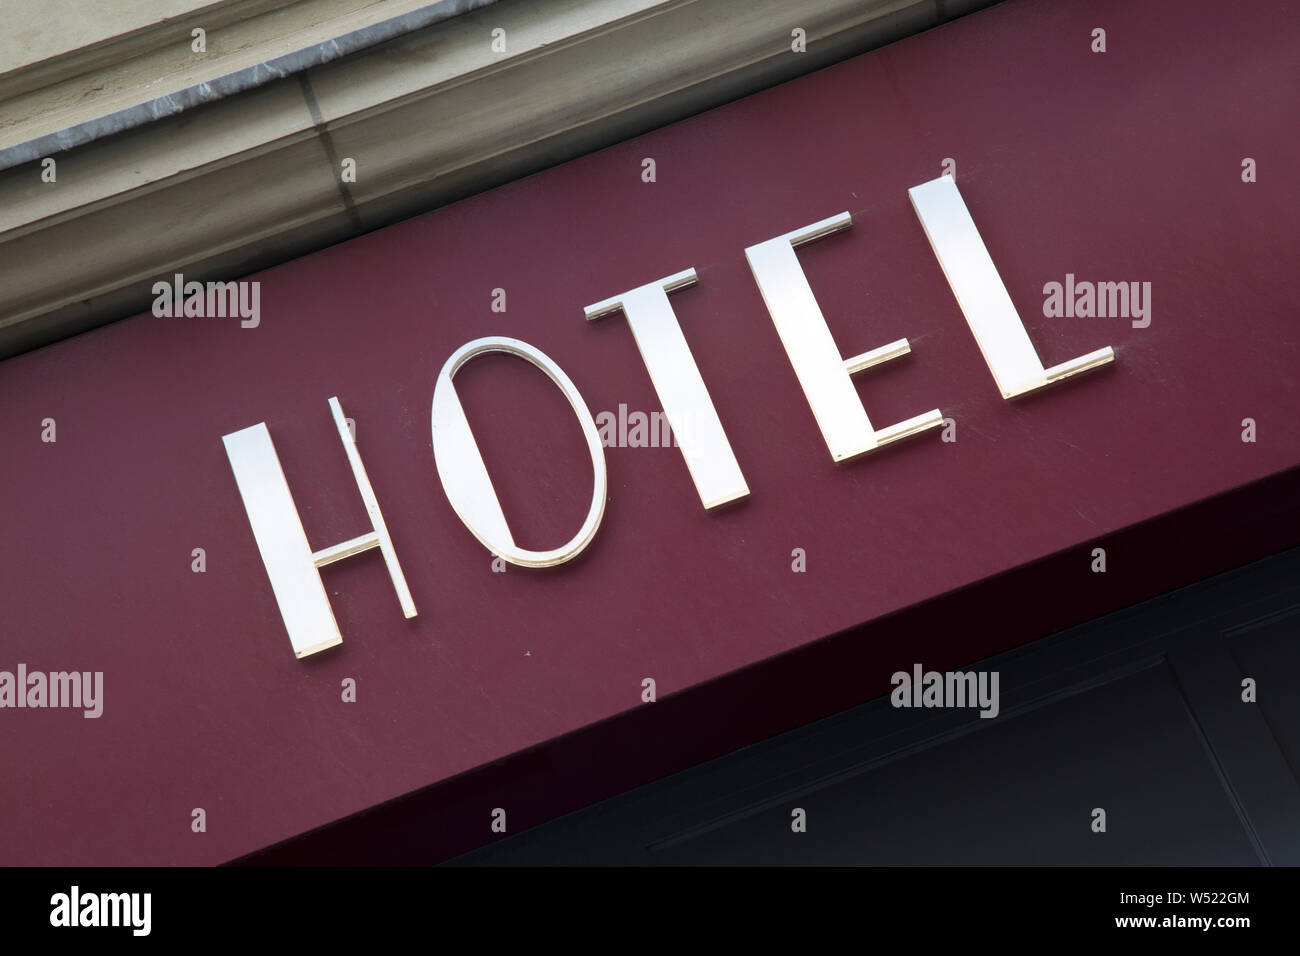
1 0 1297 864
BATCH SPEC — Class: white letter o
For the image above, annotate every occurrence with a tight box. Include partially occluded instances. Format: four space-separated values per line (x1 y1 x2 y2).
432 337 607 567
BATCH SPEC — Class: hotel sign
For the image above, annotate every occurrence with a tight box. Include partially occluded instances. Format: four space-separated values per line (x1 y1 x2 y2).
5 0 1292 868
223 176 1115 658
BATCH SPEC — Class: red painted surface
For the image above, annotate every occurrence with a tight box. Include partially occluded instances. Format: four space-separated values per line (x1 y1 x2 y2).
1 0 1297 865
